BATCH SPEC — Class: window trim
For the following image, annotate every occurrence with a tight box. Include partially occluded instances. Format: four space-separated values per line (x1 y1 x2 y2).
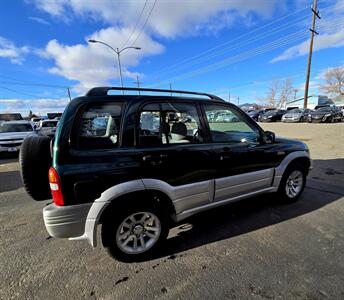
135 99 207 148
200 102 264 144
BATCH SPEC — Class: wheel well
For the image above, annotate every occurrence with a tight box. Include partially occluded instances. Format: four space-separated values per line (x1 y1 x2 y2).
98 190 176 225
286 157 311 174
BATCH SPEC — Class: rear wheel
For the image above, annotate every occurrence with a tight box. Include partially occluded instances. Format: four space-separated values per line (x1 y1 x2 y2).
102 203 169 262
19 135 52 200
277 163 307 203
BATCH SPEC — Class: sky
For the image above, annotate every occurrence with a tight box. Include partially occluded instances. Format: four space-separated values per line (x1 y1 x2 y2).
0 0 343 115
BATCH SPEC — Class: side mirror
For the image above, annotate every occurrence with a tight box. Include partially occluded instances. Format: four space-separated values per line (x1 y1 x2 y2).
263 131 275 144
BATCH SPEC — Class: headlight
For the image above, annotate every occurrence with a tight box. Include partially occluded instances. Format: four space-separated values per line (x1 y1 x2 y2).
267 115 272 118
324 113 331 117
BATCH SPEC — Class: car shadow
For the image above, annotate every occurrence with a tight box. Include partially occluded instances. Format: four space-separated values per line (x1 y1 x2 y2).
156 158 344 259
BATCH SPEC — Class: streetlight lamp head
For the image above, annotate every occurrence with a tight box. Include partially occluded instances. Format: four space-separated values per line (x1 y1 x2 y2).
88 39 98 43
134 47 141 50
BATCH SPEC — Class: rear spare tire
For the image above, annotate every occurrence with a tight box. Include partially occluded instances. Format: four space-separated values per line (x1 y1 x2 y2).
19 135 52 201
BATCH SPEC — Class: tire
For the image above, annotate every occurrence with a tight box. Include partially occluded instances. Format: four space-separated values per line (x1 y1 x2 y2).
102 202 169 262
277 163 307 203
331 117 335 123
19 135 52 201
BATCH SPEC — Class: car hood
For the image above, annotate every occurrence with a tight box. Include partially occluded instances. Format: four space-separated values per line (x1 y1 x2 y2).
0 131 33 140
275 137 309 152
310 111 330 116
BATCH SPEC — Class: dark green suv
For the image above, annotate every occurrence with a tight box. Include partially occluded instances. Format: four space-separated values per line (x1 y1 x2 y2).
20 87 311 262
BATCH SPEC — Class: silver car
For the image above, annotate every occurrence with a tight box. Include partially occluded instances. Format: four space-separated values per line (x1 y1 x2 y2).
0 121 35 153
282 108 312 123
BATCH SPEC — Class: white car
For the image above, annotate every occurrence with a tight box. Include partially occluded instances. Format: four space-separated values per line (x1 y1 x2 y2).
38 119 58 137
0 121 35 153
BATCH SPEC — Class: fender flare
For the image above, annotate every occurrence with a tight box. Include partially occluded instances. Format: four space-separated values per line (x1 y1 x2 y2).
70 179 146 247
272 150 311 189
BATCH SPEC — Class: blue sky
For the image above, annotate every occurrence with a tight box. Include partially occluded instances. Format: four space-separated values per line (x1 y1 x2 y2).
0 0 343 114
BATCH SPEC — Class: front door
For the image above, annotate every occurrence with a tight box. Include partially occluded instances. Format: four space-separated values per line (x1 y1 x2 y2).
136 101 215 213
202 103 275 202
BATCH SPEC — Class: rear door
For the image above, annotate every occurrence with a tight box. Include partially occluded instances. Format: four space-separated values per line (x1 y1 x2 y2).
202 103 275 202
136 101 215 213
60 101 142 205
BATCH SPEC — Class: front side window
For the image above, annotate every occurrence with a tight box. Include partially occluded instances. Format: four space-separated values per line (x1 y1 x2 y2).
138 102 203 147
204 104 260 143
75 102 123 150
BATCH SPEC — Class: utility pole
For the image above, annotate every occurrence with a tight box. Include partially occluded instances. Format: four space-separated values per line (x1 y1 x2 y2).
237 96 240 105
169 83 172 96
228 91 231 102
303 0 321 108
134 75 142 95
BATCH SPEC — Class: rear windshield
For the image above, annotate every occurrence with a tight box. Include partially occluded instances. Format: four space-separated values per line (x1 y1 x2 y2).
42 121 58 127
74 102 124 150
0 123 33 133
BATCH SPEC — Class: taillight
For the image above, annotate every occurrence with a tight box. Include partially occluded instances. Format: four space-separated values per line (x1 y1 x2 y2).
48 167 64 206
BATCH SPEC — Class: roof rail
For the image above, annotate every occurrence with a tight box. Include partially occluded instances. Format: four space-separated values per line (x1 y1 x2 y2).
85 86 224 101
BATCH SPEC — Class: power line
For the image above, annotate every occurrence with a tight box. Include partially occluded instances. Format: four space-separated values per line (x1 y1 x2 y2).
130 0 158 46
149 17 344 87
121 0 149 48
148 0 332 77
0 86 43 98
147 1 340 79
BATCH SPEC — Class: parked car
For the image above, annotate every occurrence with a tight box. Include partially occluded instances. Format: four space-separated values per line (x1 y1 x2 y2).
308 106 343 123
0 120 35 154
38 119 59 137
258 109 286 122
20 87 311 262
247 109 268 121
281 108 312 123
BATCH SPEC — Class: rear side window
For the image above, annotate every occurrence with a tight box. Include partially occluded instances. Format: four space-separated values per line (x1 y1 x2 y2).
138 102 203 147
75 102 123 150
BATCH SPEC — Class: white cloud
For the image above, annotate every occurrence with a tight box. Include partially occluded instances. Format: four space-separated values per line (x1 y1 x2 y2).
32 0 278 38
0 98 69 115
271 28 344 63
42 27 164 89
0 36 30 64
29 16 50 25
271 0 344 63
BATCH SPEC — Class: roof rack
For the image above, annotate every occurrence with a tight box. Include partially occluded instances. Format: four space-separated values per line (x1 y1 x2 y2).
85 86 224 101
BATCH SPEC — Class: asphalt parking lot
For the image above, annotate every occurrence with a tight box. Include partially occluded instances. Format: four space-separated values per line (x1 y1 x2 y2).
1 123 343 299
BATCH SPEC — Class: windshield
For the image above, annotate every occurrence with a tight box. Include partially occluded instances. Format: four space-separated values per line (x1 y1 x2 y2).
265 110 277 115
41 121 58 127
288 108 302 113
317 107 331 112
0 123 33 133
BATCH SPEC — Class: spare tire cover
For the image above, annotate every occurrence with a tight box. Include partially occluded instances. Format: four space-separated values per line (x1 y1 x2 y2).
19 135 52 201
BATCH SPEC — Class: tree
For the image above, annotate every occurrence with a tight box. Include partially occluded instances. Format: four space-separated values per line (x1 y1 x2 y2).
320 67 344 97
259 78 294 108
28 110 33 119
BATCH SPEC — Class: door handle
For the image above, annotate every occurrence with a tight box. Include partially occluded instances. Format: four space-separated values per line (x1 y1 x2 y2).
220 153 231 160
142 154 167 165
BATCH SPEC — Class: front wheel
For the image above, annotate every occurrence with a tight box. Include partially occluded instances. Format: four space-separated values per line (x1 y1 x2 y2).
102 205 169 262
277 164 307 203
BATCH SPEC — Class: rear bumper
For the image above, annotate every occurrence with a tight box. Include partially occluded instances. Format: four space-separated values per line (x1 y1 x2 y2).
43 203 92 238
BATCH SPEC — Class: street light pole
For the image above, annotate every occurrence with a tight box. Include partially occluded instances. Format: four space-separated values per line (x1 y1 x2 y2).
88 39 141 94
116 48 124 90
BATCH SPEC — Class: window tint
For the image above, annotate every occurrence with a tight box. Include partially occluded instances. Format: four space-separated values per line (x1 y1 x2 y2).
75 102 123 150
138 102 203 146
204 105 260 143
0 123 32 133
42 121 58 128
